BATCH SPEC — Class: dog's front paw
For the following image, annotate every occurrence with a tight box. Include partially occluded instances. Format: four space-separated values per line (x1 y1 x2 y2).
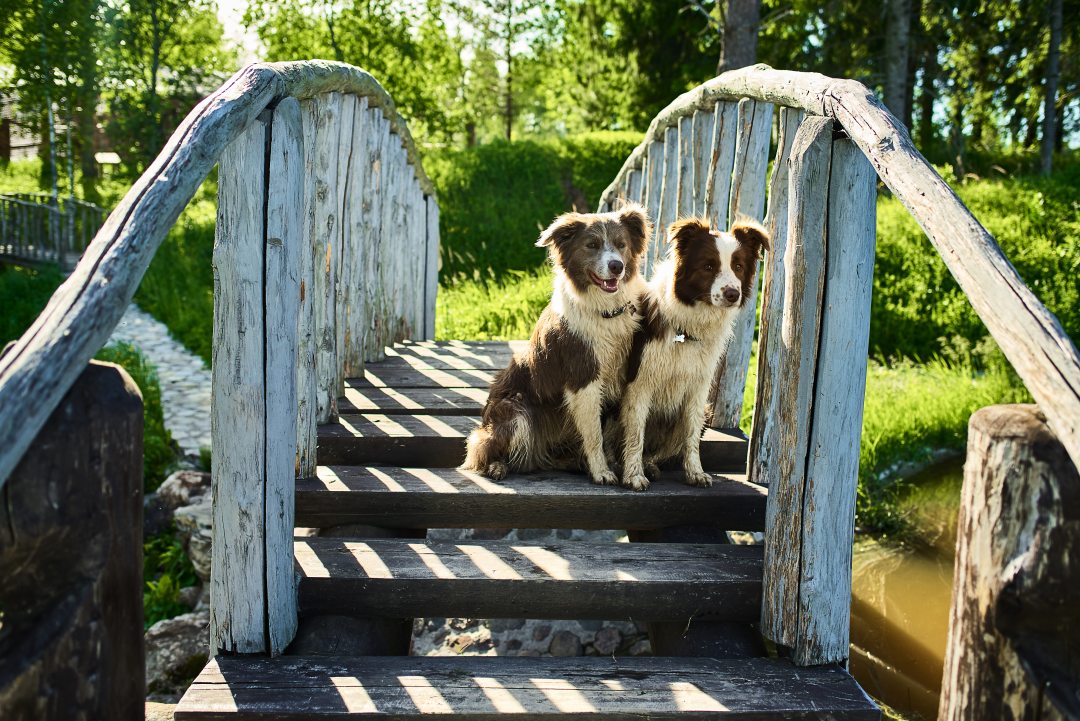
684 469 713 488
486 461 509 480
591 468 619 486
644 459 662 482
622 473 651 492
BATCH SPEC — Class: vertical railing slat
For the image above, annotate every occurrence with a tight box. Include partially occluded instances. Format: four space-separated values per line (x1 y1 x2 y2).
626 168 643 207
703 100 738 231
363 108 386 362
760 116 833 651
264 97 303 655
333 95 357 403
210 111 270 655
710 98 774 428
424 194 440 339
643 140 665 275
341 97 369 378
312 92 343 423
676 115 695 218
692 109 715 217
658 126 679 243
748 107 804 488
295 100 320 479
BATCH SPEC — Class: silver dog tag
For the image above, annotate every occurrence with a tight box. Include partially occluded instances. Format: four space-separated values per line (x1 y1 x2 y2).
674 333 686 343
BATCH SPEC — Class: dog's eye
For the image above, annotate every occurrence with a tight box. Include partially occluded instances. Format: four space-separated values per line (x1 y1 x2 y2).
703 263 714 272
733 263 743 272
587 241 600 249
615 242 625 249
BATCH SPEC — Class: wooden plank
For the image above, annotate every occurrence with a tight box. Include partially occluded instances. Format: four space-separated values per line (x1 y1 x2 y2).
318 414 748 471
296 100 320 479
759 117 832 651
295 537 763 622
423 194 439 339
361 107 386 363
210 112 269 655
676 115 695 217
710 98 774 428
340 384 487 415
178 655 880 720
657 126 679 260
410 180 426 339
333 94 357 398
692 108 715 217
703 100 738 230
748 107 804 487
349 365 494 389
643 139 665 275
939 405 1080 721
340 96 368 378
793 135 876 666
297 466 766 530
376 123 397 352
626 168 643 205
312 92 343 424
264 97 303 655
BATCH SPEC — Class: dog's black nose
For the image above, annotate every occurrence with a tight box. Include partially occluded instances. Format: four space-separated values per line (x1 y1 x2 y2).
608 259 624 275
723 287 740 304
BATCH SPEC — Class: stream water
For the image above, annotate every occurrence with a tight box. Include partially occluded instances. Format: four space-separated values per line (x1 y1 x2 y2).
848 458 965 720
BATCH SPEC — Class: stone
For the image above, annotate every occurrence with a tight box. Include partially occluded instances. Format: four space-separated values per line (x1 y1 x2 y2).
580 620 603 632
628 639 652 656
516 649 542 657
145 609 210 695
470 528 513 540
532 624 552 642
503 639 522 652
172 494 212 582
489 618 526 632
593 626 622 655
556 528 573 539
177 585 201 609
156 470 211 509
145 701 176 721
548 630 583 657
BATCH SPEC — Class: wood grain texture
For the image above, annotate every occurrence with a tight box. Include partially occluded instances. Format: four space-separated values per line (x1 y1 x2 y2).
295 537 763 622
0 58 441 488
626 168 643 205
312 92 342 424
177 655 880 720
423 194 440 340
939 405 1080 721
295 99 320 479
759 117 832 651
339 384 487 415
361 108 386 362
340 96 368 378
703 101 738 231
691 109 715 216
333 94 357 398
793 136 876 666
210 113 269 654
677 115 695 217
747 107 803 488
594 64 1080 471
296 466 766 530
658 126 679 238
264 98 303 655
710 98 774 428
643 139 665 276
348 364 492 389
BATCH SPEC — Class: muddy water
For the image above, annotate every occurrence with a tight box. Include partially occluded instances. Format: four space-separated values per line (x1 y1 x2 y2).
849 459 965 720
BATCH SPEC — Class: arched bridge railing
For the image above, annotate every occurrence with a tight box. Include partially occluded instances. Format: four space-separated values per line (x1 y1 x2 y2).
0 61 439 655
598 64 1080 667
0 192 106 270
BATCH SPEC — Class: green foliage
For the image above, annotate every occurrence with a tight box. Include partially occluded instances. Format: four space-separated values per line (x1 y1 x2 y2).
437 267 553 340
143 530 198 628
96 342 178 491
873 161 1080 360
426 131 640 279
133 178 217 365
0 264 63 346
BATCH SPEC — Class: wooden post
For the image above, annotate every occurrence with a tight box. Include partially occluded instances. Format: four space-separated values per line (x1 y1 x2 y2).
691 109 715 217
211 103 303 655
0 361 143 721
296 99 319 479
312 92 343 424
341 96 369 377
710 98 774 428
658 126 679 245
626 168 643 206
423 193 440 340
748 107 804 488
643 138 665 275
703 100 738 231
939 404 1080 721
676 115 695 217
362 107 386 362
264 98 303 654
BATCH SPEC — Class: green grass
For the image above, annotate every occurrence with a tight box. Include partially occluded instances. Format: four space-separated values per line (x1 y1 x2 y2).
0 264 65 346
437 266 554 340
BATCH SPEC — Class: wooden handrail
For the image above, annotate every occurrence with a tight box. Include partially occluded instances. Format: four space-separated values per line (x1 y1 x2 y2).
0 60 435 489
601 64 1080 473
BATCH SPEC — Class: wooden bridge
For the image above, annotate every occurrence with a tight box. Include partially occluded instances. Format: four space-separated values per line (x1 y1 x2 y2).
0 192 105 270
0 60 1077 720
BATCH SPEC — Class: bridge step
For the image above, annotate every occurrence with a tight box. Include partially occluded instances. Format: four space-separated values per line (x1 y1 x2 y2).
175 655 879 719
297 467 766 530
294 537 763 622
317 415 748 470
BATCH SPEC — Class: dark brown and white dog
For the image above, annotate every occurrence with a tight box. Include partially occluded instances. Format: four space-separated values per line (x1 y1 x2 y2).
616 217 769 491
461 204 650 484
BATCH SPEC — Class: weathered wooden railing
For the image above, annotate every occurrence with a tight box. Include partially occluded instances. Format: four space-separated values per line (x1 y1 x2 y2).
599 64 1080 667
0 192 105 270
0 61 439 657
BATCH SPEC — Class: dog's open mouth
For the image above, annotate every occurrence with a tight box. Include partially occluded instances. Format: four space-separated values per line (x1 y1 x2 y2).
588 270 620 293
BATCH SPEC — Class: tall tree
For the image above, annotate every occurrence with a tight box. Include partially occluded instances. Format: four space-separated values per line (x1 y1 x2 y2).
883 0 912 119
718 0 761 74
1041 0 1063 174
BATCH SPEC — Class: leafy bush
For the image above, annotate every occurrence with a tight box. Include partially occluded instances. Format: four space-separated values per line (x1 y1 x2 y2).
0 264 64 346
143 530 199 628
425 131 640 280
95 342 177 491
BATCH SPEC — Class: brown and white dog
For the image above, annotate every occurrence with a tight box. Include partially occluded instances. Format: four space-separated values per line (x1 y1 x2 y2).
616 217 769 491
461 204 650 484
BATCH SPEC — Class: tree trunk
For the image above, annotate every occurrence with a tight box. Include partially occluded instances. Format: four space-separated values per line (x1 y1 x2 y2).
717 0 761 75
883 0 912 120
939 404 1079 720
1041 0 1062 175
902 0 922 128
504 0 513 141
918 41 937 150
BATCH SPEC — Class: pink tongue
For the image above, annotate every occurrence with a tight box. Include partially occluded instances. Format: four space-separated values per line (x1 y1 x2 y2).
602 278 618 292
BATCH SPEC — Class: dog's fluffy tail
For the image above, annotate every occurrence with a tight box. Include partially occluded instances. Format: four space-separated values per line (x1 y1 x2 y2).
461 426 491 472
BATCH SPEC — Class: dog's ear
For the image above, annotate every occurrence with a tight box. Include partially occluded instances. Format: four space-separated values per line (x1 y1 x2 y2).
536 213 586 248
667 217 711 247
617 203 650 256
730 218 770 258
